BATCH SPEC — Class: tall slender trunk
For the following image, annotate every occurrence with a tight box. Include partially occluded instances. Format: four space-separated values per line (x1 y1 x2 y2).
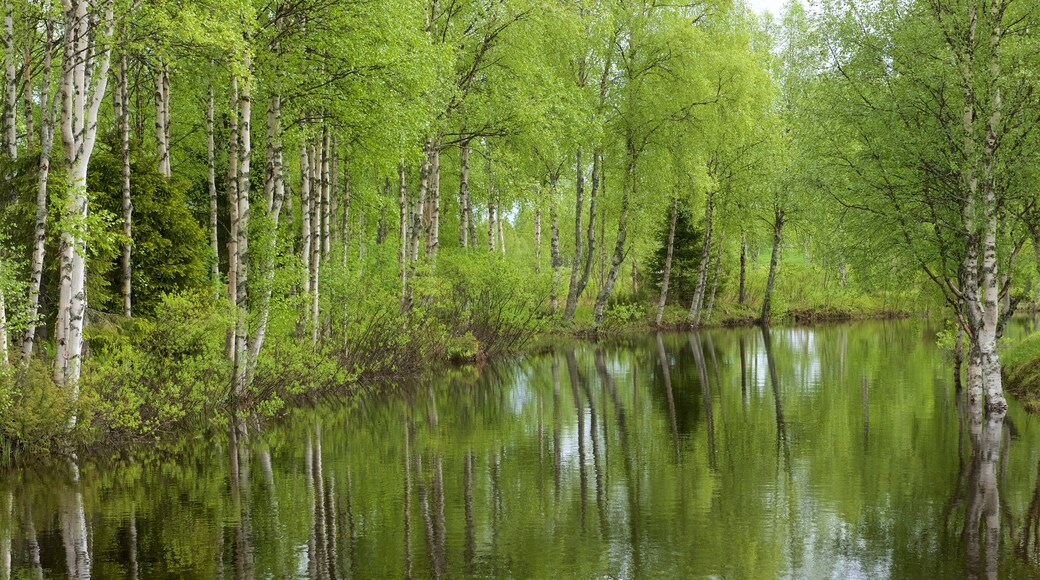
248 59 286 379
233 58 252 400
22 44 33 150
0 0 13 357
549 176 561 314
321 129 331 261
570 149 600 316
977 0 1006 411
655 196 678 327
117 50 131 317
593 149 633 325
208 86 219 290
0 292 7 365
689 191 714 325
534 203 542 271
563 147 585 320
738 232 747 305
153 61 170 177
428 143 441 260
398 161 408 310
21 21 54 363
705 231 723 322
459 139 471 248
331 141 339 250
310 141 322 346
487 151 496 253
593 186 629 325
497 199 505 255
761 206 783 325
341 156 352 269
3 0 15 158
301 143 312 297
411 141 431 263
55 0 113 407
227 77 240 306
487 201 496 252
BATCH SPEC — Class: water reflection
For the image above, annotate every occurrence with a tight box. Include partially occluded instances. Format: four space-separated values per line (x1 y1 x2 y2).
8 322 1040 578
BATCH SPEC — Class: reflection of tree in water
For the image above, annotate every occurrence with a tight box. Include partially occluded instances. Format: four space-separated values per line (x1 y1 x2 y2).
944 400 1005 580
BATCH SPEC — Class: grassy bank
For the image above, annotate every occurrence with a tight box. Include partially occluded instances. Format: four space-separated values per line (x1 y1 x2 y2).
0 245 919 456
1002 332 1040 412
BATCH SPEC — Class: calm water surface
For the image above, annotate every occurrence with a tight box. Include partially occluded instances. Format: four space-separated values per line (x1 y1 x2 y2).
8 320 1040 578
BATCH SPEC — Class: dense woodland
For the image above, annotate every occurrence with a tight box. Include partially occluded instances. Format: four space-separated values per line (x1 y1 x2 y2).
0 0 1036 447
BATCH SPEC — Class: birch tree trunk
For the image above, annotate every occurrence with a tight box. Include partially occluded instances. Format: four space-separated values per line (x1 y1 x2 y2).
3 0 15 158
428 144 441 261
688 191 714 325
22 44 32 150
398 161 408 309
233 58 252 401
227 77 240 306
54 0 113 405
487 202 496 252
760 206 783 325
208 86 219 290
410 141 431 263
569 149 600 318
738 232 747 305
459 139 471 248
563 147 585 320
153 61 170 177
310 142 322 346
321 128 331 261
341 155 351 269
497 200 505 255
549 181 561 314
21 21 54 364
705 231 723 323
534 204 542 271
593 185 629 325
248 55 286 379
301 144 312 297
655 196 678 327
117 50 132 317
977 0 1007 411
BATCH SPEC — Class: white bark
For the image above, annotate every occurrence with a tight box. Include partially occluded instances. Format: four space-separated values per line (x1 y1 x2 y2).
689 192 714 325
208 86 219 289
118 51 131 317
227 76 239 306
301 144 312 297
310 141 321 346
3 0 15 158
55 0 113 406
460 140 470 248
428 144 440 260
398 161 408 307
153 60 170 177
497 201 505 255
21 21 54 363
233 58 252 400
0 292 7 366
321 128 331 260
655 196 678 327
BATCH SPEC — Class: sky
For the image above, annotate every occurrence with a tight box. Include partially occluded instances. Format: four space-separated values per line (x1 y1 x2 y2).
748 0 787 17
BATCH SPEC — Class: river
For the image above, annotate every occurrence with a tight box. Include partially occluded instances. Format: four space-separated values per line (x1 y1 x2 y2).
6 320 1040 578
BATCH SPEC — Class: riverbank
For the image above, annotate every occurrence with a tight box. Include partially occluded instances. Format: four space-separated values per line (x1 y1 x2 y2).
0 282 914 457
1002 332 1040 412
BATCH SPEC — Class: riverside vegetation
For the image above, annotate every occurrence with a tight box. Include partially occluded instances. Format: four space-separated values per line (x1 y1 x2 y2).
0 0 1038 453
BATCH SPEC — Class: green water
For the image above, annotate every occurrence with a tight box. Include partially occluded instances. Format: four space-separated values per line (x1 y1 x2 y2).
7 320 1040 578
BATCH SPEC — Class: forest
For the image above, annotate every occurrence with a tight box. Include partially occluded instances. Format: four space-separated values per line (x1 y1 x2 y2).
0 0 1036 451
